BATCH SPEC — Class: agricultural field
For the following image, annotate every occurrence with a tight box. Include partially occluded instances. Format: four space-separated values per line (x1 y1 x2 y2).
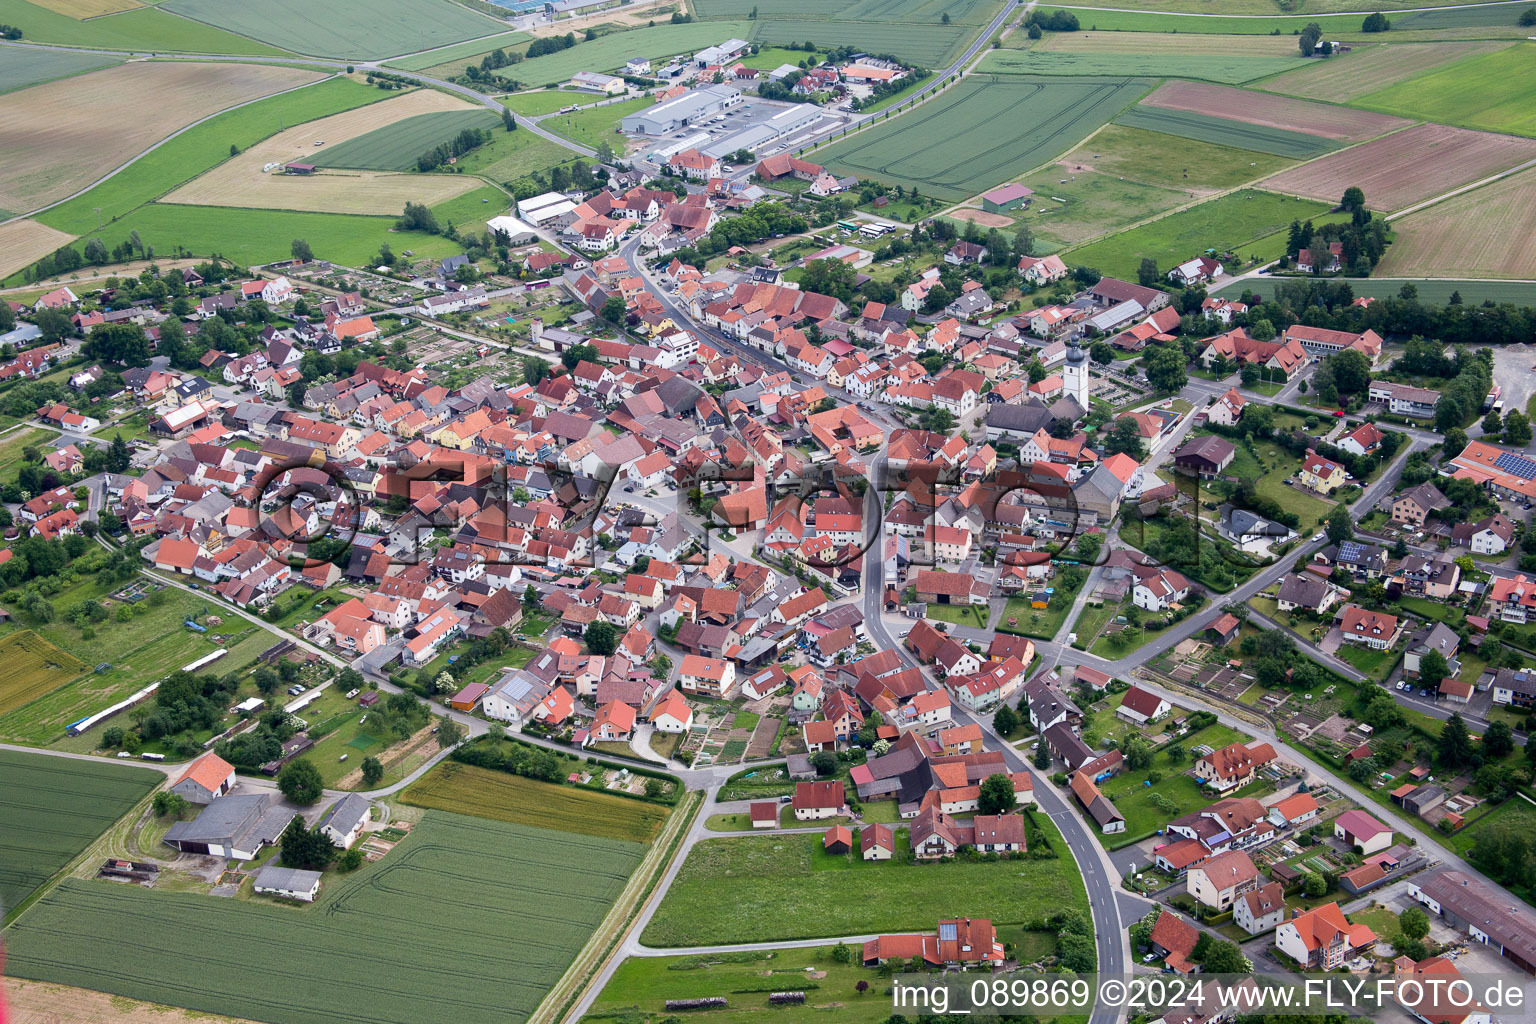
161 89 488 215
588 947 899 1024
1003 168 1187 249
318 110 503 171
696 0 1005 65
641 818 1089 946
1259 40 1517 103
1061 123 1295 193
0 62 326 216
542 95 655 151
5 811 644 1024
1259 123 1536 213
1062 188 1330 281
0 749 161 917
1033 3 1534 36
1059 0 1522 15
0 631 85 718
0 219 77 283
163 0 509 59
1374 165 1536 279
992 30 1312 82
30 0 141 15
502 89 597 116
384 30 531 72
0 0 292 54
1218 277 1536 306
816 75 1150 202
402 761 671 842
979 47 1307 83
423 20 754 84
0 425 62 483
1114 106 1336 158
0 46 118 95
1351 42 1536 137
1138 79 1413 141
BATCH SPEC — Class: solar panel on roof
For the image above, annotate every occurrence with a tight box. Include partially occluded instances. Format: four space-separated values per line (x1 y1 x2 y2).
938 923 957 940
1494 451 1536 479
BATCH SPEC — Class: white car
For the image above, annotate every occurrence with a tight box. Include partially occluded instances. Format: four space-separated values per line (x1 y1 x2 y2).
1312 532 1325 542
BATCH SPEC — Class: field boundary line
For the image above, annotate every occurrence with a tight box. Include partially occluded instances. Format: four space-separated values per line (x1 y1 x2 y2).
537 788 703 1024
1386 153 1536 220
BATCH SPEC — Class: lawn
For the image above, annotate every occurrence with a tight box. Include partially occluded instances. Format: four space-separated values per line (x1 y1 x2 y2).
318 110 503 171
0 0 291 54
1062 189 1332 284
997 571 1088 640
541 95 655 151
1335 643 1399 681
452 127 583 187
642 815 1089 947
586 946 912 1024
1097 770 1218 845
1351 42 1536 137
0 46 118 95
402 760 671 843
162 0 509 59
502 89 595 116
978 47 1308 84
4 810 644 1024
925 602 989 628
1009 166 1188 250
815 75 1151 203
0 749 161 920
1445 796 1536 857
1113 105 1337 159
383 30 531 72
0 426 61 484
1087 600 1195 658
1062 123 1295 193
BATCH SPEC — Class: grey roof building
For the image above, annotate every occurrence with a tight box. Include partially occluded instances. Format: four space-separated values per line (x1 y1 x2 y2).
163 793 286 859
253 864 323 901
317 792 372 849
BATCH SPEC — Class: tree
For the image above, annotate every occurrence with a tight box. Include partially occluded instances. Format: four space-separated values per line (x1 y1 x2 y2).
153 791 190 819
941 11 950 22
1418 649 1449 689
277 757 324 804
360 755 384 785
1090 340 1115 365
1298 21 1323 55
1522 7 1536 25
1202 940 1251 973
502 106 516 132
810 750 838 776
436 715 464 748
1145 345 1187 393
1027 21 1042 38
1340 186 1367 214
1483 719 1515 760
584 620 619 655
600 294 627 324
1033 742 1051 769
291 238 313 262
1438 712 1478 770
993 703 1019 736
832 941 852 963
1137 257 1160 288
1504 410 1532 446
1398 905 1430 942
1304 872 1328 897
1325 503 1354 544
1484 408 1504 435
1361 11 1390 30
977 772 1017 815
1327 348 1372 395
1122 735 1154 771
1103 415 1147 460
279 814 338 870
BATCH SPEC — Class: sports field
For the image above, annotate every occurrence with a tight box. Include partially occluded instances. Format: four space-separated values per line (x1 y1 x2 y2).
423 20 754 83
0 62 325 215
318 109 502 170
816 75 1150 202
1375 166 1536 279
163 0 508 59
1351 42 1536 137
0 46 117 95
162 89 485 215
1139 79 1413 141
33 76 390 239
384 30 530 72
1259 40 1517 102
978 48 1307 83
0 749 160 917
642 819 1089 946
1260 123 1536 212
1115 106 1336 158
1063 188 1331 280
0 631 85 719
697 0 1004 65
1063 123 1295 192
0 0 292 54
0 219 78 281
5 811 643 1024
402 761 671 843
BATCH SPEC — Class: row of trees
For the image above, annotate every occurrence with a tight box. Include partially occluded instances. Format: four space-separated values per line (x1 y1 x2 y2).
415 126 493 173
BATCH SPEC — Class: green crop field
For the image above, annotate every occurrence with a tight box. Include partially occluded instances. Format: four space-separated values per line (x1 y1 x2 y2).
542 95 654 150
978 48 1307 83
0 750 160 917
0 0 291 53
0 631 85 718
402 761 671 843
0 46 118 95
1065 123 1296 191
1035 2 1532 35
163 0 508 59
503 89 594 116
427 21 754 84
1216 277 1536 306
641 818 1089 947
384 30 531 72
1259 41 1517 103
1351 42 1536 137
696 0 1005 65
1063 188 1330 280
453 128 579 186
816 75 1150 202
319 110 503 170
35 77 389 239
6 812 643 1024
1006 168 1188 249
1114 105 1337 157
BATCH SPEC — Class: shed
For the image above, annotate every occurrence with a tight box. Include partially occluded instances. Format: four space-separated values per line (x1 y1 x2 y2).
253 865 322 902
980 182 1034 214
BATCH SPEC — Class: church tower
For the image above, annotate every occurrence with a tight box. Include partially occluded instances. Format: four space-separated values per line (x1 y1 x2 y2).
1063 339 1090 407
